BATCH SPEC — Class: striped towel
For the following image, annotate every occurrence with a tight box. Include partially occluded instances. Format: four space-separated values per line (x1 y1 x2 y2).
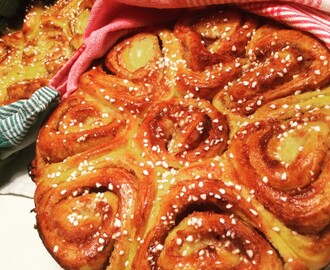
0 87 59 161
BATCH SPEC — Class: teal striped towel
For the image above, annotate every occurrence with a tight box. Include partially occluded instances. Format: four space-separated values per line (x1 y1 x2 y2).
0 86 59 162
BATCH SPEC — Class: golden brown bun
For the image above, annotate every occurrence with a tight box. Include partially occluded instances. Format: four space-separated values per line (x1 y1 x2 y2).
31 6 330 270
0 0 95 105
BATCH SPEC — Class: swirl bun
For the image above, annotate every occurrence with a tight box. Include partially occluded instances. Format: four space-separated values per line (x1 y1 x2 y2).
137 98 229 168
213 26 330 116
227 90 330 234
31 6 330 270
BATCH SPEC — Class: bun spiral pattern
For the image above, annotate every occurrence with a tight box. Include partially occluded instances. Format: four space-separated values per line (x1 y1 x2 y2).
228 90 330 234
132 163 285 270
31 6 330 270
33 147 156 270
78 33 173 114
36 88 132 164
137 98 229 168
213 24 330 117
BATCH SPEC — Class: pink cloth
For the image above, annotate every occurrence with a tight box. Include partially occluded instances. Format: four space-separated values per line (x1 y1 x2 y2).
50 0 330 99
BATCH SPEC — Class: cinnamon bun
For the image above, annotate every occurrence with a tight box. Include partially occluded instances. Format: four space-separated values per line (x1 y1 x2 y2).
31 6 330 270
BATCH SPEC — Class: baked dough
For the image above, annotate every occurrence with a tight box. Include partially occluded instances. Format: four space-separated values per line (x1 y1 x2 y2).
31 6 330 270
